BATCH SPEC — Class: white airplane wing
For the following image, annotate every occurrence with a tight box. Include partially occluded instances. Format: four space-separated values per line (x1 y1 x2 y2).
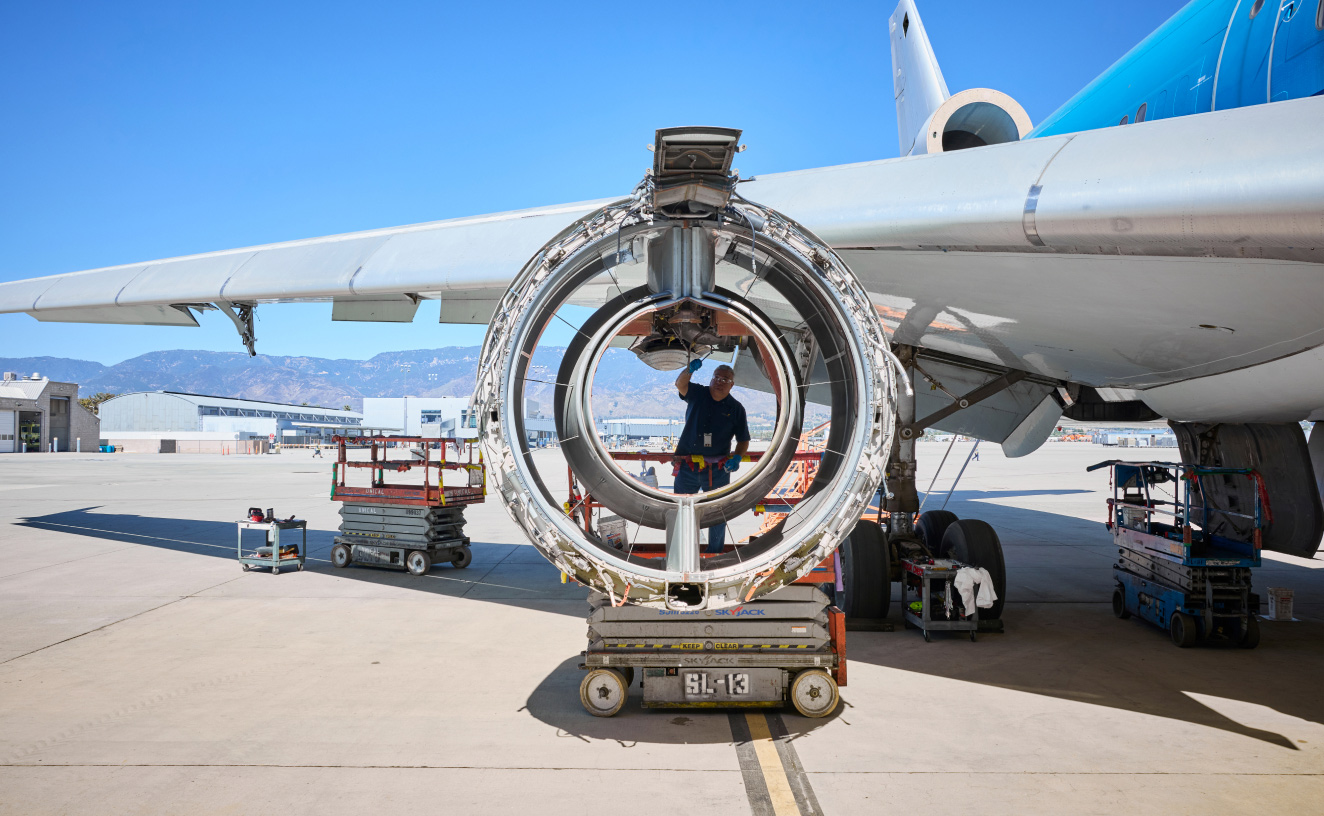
0 198 611 331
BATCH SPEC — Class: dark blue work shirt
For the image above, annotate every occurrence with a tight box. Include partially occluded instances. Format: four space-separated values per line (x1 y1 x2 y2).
674 383 750 459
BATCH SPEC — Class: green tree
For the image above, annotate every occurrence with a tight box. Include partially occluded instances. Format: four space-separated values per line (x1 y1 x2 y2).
78 392 117 415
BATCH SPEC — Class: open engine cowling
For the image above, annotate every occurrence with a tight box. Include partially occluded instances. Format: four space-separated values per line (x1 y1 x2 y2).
472 128 897 610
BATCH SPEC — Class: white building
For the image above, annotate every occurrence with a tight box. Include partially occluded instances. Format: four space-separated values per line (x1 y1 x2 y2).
0 372 100 453
100 391 363 453
362 397 479 439
362 397 560 443
1092 430 1178 448
598 418 684 440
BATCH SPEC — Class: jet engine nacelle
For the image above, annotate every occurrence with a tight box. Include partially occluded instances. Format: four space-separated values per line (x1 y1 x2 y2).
472 128 898 611
911 88 1032 155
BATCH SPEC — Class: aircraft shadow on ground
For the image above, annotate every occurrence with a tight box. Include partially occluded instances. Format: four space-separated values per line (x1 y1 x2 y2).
15 496 1322 749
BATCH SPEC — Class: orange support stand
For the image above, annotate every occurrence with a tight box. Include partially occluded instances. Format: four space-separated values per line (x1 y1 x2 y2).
828 605 847 687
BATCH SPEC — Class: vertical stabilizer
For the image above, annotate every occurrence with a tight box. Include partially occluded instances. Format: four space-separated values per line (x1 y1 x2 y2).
890 0 950 155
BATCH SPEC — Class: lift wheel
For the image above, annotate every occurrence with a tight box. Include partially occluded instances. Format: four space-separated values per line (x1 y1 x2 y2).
580 668 629 717
789 669 840 718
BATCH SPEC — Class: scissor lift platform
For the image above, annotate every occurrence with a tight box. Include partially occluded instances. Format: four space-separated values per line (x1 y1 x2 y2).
329 436 485 575
1090 460 1264 648
571 446 847 717
579 584 846 718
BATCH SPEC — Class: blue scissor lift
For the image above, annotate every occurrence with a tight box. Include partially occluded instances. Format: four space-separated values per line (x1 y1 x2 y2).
1088 460 1264 648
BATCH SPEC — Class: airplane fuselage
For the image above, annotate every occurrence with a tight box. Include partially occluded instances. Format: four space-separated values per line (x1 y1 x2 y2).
1032 0 1324 137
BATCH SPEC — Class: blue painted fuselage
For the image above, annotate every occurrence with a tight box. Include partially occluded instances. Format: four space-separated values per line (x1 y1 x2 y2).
1031 0 1324 137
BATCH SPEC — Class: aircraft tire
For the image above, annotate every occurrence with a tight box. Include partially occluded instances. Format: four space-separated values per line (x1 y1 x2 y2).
940 519 1006 620
916 510 958 555
841 519 890 620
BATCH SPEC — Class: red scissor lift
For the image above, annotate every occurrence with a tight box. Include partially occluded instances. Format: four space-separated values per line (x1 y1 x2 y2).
329 436 486 575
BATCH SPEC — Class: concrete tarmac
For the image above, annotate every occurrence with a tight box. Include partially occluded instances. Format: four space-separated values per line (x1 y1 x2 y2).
1 442 1321 815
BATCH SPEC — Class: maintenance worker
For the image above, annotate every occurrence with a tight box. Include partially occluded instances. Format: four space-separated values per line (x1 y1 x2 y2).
673 360 751 554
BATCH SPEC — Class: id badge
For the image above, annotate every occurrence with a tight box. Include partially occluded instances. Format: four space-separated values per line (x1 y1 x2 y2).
703 433 712 448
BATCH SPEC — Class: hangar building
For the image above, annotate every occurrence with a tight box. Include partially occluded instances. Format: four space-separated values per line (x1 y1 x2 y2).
100 391 363 453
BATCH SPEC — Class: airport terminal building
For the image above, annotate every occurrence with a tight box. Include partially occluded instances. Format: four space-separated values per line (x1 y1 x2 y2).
100 391 363 453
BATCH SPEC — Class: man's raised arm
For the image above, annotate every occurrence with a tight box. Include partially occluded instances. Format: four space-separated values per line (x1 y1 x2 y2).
675 359 702 398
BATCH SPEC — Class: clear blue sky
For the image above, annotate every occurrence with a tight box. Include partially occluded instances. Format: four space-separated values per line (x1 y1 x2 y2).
0 0 1187 364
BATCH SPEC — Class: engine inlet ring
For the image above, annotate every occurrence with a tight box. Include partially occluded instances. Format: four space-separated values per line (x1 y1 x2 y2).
473 183 896 609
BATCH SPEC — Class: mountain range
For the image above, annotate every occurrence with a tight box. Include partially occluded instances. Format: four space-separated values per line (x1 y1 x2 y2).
0 348 782 422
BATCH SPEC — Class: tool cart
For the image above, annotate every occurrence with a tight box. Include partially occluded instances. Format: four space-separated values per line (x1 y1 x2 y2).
236 517 307 574
899 557 980 642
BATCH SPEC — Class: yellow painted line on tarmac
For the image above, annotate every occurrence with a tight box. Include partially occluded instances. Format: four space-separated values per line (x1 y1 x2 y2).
744 712 800 816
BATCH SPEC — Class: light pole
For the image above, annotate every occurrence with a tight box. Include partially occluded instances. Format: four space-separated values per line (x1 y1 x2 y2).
398 362 412 436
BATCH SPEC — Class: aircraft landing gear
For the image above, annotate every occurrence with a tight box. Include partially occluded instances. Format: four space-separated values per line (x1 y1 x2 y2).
837 343 1008 624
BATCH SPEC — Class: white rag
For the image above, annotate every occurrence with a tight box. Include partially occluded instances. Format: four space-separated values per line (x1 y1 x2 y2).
953 567 998 616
